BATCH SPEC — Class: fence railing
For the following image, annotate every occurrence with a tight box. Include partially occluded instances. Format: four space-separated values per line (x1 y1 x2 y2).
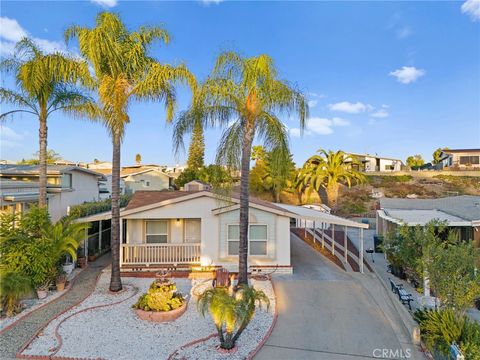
121 243 201 266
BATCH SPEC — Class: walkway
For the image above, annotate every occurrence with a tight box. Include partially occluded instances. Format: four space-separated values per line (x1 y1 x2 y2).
0 254 111 360
256 234 423 360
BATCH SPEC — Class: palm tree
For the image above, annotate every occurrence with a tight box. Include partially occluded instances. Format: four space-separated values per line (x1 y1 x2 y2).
174 52 307 285
49 220 89 264
297 149 365 208
65 12 195 291
262 147 295 203
197 284 269 350
0 38 95 207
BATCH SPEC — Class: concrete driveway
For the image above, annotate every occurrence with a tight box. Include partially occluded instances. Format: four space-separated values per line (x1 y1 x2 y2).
255 234 420 360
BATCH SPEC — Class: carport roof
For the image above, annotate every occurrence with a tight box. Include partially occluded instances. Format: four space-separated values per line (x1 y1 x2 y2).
274 203 369 229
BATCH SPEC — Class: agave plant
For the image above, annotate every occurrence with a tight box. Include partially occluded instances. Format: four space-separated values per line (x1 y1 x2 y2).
197 284 269 350
0 270 32 317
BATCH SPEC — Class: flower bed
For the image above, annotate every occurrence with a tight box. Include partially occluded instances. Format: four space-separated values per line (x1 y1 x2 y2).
19 272 276 360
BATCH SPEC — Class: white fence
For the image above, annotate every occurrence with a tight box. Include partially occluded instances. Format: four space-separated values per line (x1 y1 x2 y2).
120 243 201 266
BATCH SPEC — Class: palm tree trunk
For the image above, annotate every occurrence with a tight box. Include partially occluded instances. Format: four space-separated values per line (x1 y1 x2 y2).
38 112 48 208
109 132 123 292
326 183 339 209
238 123 255 286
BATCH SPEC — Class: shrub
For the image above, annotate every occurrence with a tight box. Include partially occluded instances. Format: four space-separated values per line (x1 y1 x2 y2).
0 270 32 317
415 309 480 359
67 195 131 220
132 280 184 312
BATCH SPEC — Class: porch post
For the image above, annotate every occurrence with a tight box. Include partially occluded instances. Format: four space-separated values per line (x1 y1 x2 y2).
313 221 317 244
322 222 325 249
98 220 102 254
304 218 306 238
344 226 348 263
360 228 364 274
332 224 335 256
119 218 123 268
84 227 88 263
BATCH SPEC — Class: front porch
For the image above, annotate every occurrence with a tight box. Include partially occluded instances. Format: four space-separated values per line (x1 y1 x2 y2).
120 243 201 267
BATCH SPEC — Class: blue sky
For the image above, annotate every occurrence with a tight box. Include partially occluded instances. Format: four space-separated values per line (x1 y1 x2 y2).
1 0 479 167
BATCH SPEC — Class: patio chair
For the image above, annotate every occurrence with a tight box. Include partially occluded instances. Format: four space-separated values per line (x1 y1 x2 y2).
212 268 231 288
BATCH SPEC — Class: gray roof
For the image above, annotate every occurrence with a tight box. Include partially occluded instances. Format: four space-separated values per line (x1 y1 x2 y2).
379 195 480 221
0 164 106 180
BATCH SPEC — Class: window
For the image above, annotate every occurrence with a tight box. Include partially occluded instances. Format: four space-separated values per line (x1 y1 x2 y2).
61 173 72 188
145 220 168 243
459 156 479 165
227 225 240 255
227 224 268 256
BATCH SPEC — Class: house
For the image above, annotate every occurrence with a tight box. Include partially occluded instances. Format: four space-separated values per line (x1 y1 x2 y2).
183 180 212 191
76 190 294 273
121 167 174 194
345 152 404 172
376 196 480 247
0 165 106 221
439 148 480 169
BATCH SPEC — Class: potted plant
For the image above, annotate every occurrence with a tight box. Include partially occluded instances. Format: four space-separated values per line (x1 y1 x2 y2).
62 256 75 276
36 281 50 299
132 279 188 322
77 255 87 268
55 270 67 292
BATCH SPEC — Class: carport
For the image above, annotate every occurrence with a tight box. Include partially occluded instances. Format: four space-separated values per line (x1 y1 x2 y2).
275 203 370 273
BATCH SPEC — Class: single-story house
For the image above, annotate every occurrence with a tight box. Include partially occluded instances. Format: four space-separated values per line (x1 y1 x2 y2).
76 190 296 273
377 196 480 247
0 165 106 221
344 152 404 172
183 180 212 191
439 148 480 169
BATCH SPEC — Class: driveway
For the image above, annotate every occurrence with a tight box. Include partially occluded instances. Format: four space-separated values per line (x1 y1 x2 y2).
255 234 420 360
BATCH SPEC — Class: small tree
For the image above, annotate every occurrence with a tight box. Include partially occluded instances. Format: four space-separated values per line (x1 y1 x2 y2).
197 284 269 350
406 154 425 168
135 153 142 165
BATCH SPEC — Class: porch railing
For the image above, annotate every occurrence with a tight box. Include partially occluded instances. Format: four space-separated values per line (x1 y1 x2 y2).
121 243 201 266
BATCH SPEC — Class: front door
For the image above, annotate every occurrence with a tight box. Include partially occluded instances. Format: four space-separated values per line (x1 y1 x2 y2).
184 219 201 243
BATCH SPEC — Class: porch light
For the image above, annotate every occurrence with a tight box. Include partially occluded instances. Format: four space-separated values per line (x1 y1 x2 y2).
176 218 180 222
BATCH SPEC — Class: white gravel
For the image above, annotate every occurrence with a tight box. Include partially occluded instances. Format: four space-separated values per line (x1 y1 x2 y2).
0 268 82 331
20 272 275 360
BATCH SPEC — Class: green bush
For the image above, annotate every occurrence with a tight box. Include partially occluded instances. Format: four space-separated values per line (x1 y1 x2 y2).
132 280 184 312
67 195 131 220
0 270 32 317
415 309 480 359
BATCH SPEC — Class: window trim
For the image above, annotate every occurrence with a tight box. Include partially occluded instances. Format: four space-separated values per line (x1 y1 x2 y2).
145 220 169 244
226 223 268 257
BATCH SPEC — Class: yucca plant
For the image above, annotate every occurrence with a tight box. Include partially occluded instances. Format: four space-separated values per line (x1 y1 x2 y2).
0 270 32 317
197 284 269 350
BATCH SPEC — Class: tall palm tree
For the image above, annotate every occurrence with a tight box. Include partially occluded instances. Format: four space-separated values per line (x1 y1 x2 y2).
65 12 195 291
297 149 365 208
0 39 95 207
174 52 307 285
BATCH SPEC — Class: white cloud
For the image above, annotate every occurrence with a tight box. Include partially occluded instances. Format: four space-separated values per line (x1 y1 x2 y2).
0 16 67 56
389 66 425 84
308 100 318 108
328 101 369 114
461 0 480 21
0 125 25 148
200 0 223 4
307 118 334 135
91 0 118 8
371 109 389 118
331 117 350 126
0 17 27 42
396 26 412 39
289 128 302 137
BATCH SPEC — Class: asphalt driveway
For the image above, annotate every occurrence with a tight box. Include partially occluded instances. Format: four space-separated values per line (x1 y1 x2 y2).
255 234 420 360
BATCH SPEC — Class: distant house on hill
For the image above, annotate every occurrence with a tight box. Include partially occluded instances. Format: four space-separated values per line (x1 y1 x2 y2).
121 167 174 194
439 148 480 169
184 180 212 192
344 152 404 172
0 164 106 221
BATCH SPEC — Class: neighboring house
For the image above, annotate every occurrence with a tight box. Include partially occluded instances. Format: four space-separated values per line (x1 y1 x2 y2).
86 161 113 170
345 152 404 172
0 165 106 221
376 196 480 247
439 148 480 169
121 168 174 194
183 180 212 191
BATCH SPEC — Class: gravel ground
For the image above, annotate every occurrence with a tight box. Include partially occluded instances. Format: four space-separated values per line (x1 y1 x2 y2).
21 273 275 360
0 268 82 331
